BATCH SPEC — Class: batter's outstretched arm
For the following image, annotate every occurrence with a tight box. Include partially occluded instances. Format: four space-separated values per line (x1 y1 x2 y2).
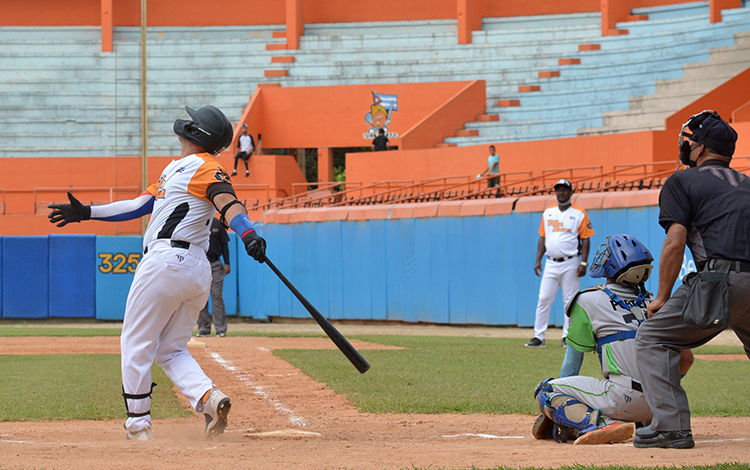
213 191 266 263
48 192 154 227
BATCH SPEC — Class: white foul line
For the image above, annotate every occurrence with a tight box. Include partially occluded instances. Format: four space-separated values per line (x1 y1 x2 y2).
443 433 526 439
209 351 308 426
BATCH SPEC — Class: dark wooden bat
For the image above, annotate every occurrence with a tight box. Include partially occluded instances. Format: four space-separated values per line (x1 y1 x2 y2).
263 256 370 374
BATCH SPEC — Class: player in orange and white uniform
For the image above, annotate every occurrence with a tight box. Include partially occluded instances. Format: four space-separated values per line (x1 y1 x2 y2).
526 179 594 348
48 105 266 441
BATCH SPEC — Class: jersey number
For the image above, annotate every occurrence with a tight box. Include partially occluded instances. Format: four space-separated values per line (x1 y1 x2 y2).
99 253 140 274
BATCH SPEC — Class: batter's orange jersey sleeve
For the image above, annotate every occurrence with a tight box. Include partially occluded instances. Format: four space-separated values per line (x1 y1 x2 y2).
187 153 233 202
578 212 595 239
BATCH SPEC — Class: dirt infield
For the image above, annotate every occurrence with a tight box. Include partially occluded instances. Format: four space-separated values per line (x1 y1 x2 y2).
1 327 749 470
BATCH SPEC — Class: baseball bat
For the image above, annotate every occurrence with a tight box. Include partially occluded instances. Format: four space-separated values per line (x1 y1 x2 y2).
263 256 371 374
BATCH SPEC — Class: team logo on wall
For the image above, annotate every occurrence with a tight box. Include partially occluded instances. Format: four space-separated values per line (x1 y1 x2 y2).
364 91 398 139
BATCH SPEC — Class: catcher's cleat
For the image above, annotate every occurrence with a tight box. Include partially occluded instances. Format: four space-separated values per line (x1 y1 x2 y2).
532 413 555 440
203 387 231 438
126 427 154 441
574 421 635 445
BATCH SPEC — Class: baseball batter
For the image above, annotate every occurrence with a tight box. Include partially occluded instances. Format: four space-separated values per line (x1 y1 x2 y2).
527 179 594 347
48 105 267 441
532 234 693 445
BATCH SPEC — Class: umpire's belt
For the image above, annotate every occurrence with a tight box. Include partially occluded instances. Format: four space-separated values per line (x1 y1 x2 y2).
595 330 637 354
547 255 575 262
144 239 205 258
707 259 750 273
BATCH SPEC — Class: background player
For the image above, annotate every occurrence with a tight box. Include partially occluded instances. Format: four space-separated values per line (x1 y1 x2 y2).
532 234 693 445
48 105 267 441
232 124 255 177
197 216 232 337
527 179 593 348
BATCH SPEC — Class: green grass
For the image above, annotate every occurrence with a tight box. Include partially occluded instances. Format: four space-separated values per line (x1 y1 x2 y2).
0 354 191 421
275 335 750 416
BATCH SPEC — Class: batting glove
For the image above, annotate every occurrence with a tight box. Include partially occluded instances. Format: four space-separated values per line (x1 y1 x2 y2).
47 192 91 227
242 230 267 263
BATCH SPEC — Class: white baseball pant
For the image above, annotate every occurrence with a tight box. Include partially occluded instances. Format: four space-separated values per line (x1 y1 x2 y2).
533 256 580 340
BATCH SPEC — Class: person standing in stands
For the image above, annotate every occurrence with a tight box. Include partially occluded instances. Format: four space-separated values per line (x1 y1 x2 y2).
232 124 255 177
477 145 500 188
197 217 231 338
372 128 390 152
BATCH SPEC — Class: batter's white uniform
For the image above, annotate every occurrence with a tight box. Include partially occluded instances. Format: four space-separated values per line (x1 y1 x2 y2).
534 204 594 340
546 283 652 424
117 152 232 434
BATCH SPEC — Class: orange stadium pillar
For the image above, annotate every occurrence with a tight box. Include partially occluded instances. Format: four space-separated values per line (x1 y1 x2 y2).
318 147 334 183
600 0 630 36
101 0 113 52
710 0 741 23
457 0 481 45
286 0 304 50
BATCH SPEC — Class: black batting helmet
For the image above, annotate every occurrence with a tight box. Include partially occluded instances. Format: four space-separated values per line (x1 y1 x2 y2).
173 105 233 155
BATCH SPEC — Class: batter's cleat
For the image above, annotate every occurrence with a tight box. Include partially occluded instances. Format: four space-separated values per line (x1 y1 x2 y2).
126 427 154 441
525 337 545 348
633 427 694 449
532 413 554 440
203 387 231 438
574 422 635 445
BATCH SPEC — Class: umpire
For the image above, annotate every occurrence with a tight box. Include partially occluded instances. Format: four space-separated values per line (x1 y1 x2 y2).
197 217 231 337
635 110 748 449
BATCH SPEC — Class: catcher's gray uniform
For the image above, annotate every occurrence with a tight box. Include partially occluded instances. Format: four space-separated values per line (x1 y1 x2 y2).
545 283 651 424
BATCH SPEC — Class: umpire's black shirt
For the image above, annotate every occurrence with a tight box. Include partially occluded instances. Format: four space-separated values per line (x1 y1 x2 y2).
659 160 750 269
206 217 230 263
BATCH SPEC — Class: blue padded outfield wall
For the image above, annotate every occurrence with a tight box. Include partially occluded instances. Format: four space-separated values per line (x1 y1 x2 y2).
0 207 697 324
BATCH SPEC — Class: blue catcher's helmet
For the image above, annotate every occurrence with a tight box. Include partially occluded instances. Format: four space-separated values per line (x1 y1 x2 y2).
589 234 654 285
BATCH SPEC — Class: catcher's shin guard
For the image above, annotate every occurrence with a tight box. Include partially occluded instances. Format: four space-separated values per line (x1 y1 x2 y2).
535 379 600 441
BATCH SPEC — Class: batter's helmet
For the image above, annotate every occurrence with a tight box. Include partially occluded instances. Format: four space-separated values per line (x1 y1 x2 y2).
589 234 653 285
173 105 233 155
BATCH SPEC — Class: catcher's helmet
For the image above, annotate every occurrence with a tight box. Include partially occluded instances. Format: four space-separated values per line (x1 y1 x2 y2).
173 105 233 155
589 234 653 285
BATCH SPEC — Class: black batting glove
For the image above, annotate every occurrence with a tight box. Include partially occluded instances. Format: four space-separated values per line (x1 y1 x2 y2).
47 192 91 227
242 230 267 263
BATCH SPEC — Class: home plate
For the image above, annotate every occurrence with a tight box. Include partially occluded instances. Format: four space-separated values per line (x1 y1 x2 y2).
187 339 205 348
245 429 322 438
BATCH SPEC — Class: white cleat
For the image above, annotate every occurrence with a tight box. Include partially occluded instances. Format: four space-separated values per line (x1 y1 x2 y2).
203 387 231 438
126 427 154 441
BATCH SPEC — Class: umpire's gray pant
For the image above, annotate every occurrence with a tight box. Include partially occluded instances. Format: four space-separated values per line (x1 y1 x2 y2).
636 269 750 432
197 260 228 335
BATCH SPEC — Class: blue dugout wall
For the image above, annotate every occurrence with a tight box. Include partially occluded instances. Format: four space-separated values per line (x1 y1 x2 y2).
0 206 697 323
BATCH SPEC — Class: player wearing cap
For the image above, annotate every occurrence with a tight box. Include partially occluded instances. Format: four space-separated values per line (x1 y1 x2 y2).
634 110 749 449
526 179 594 348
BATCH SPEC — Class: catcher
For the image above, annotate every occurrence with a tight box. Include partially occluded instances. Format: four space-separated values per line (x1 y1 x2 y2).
532 234 694 445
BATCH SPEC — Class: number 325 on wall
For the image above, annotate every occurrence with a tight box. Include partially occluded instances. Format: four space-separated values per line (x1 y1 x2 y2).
99 253 141 274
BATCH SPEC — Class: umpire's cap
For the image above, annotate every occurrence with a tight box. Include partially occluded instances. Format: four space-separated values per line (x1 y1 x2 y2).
684 110 737 157
173 105 233 155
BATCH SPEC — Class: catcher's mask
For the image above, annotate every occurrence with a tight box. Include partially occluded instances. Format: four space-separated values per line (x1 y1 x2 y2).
589 234 653 286
679 110 737 167
174 105 233 155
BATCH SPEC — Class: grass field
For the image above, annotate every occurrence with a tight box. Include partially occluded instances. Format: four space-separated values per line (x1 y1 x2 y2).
1 327 747 421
